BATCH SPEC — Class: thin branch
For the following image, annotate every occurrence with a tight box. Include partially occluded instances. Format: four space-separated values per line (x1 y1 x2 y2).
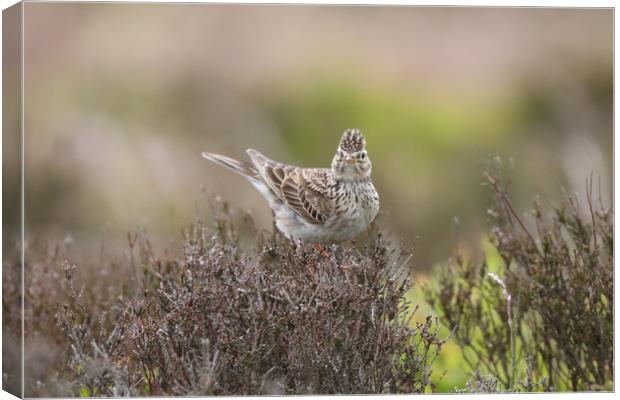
586 172 598 250
485 172 543 258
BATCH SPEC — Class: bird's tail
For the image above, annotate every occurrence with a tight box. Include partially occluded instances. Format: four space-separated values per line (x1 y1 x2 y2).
201 152 260 180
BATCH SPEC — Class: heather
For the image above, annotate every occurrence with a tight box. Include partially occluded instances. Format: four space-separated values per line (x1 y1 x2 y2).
3 165 613 395
5 204 445 396
425 166 613 392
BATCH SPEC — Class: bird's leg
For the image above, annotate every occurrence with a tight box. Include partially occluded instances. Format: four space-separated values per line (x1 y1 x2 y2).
314 243 331 258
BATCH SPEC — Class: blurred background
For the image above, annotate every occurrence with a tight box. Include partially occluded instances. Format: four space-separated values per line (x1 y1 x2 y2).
10 3 612 269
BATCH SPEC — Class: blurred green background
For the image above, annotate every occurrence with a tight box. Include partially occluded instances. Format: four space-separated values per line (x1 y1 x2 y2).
5 4 612 393
12 4 611 269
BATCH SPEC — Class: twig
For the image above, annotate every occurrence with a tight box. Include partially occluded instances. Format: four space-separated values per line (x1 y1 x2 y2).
486 172 542 257
586 172 598 250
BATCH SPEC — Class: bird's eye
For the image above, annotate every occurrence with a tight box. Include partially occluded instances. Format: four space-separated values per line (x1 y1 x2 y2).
360 153 366 159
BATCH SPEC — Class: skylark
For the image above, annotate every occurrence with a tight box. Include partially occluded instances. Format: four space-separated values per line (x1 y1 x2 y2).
201 128 379 243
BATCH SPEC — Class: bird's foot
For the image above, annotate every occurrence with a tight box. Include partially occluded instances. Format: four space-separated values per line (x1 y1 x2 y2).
313 243 331 258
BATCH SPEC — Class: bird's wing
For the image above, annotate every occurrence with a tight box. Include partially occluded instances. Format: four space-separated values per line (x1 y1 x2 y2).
247 149 333 225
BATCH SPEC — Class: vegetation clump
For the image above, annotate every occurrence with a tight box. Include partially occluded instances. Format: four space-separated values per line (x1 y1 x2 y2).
4 164 612 396
426 166 613 392
10 205 444 396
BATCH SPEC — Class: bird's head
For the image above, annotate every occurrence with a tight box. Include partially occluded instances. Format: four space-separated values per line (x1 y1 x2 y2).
331 128 372 180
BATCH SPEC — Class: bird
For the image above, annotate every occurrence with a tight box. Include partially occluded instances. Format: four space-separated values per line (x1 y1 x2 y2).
201 128 379 244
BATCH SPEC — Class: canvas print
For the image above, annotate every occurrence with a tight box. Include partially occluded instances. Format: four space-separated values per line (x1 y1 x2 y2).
2 2 613 397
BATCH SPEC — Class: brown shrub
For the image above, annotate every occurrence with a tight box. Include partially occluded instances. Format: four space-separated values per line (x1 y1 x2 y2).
425 163 613 392
19 205 445 396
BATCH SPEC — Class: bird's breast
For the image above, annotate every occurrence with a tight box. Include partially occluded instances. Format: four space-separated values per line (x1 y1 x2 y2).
331 181 379 226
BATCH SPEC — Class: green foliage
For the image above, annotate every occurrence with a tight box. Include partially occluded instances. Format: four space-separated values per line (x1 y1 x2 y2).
425 162 613 392
268 78 517 159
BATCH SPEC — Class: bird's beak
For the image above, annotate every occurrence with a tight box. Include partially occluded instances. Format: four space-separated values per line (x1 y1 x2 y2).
345 159 356 164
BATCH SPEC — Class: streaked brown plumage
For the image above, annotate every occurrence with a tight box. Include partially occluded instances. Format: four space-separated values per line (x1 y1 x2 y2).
202 128 379 243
